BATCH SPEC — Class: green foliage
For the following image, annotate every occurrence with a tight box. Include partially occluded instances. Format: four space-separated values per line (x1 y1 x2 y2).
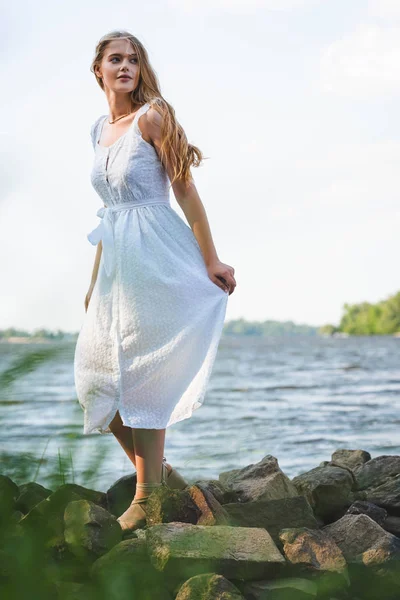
339 291 400 335
317 324 338 335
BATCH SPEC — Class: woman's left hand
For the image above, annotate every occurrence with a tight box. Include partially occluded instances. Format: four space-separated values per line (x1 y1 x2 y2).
206 259 236 295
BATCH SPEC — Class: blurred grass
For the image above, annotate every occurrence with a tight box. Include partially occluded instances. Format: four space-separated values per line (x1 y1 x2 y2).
0 345 66 389
0 344 108 490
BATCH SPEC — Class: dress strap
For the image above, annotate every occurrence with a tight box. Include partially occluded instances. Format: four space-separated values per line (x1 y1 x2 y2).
132 102 152 136
90 115 107 150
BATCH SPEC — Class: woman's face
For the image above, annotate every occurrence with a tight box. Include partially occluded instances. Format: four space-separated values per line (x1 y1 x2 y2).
96 39 140 94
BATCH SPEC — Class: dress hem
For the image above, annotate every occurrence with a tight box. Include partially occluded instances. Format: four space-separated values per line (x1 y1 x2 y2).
82 399 203 435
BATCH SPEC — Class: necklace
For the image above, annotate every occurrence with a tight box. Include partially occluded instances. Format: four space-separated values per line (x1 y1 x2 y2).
108 111 134 125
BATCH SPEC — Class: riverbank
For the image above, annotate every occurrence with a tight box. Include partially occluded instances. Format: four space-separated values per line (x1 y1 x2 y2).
1 448 400 599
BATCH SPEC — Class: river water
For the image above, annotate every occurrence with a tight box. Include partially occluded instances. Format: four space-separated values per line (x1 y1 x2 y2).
1 335 399 493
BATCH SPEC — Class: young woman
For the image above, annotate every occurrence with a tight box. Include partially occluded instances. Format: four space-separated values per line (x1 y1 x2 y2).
73 30 236 532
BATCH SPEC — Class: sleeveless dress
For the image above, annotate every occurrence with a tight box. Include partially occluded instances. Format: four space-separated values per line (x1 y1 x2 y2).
73 100 229 434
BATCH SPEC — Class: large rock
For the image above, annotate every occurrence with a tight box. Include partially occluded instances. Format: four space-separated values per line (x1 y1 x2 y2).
323 514 400 566
187 483 230 526
0 475 19 519
64 499 121 560
91 537 171 600
352 456 400 514
144 486 199 527
15 481 52 514
353 455 400 491
239 577 318 600
146 522 286 582
219 455 298 503
323 514 400 597
291 465 356 522
193 480 239 505
19 487 81 545
345 500 387 526
356 476 400 515
330 449 371 471
224 496 319 549
279 527 349 597
53 581 87 600
383 515 400 538
279 527 347 573
106 472 137 517
19 483 108 545
175 573 245 599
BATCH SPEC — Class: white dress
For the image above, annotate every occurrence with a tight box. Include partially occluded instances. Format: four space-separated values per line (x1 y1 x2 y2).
73 100 229 434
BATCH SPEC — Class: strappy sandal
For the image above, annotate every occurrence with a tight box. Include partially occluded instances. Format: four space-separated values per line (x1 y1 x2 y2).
117 465 167 532
162 456 188 490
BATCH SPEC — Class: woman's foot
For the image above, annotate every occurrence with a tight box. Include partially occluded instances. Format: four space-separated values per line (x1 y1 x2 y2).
117 480 164 531
117 496 148 531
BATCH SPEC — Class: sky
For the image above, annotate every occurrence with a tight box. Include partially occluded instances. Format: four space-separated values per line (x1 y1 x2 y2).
1 0 399 332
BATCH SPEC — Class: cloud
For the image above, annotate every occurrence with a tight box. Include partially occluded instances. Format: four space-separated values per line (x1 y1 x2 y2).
368 0 400 20
320 23 400 95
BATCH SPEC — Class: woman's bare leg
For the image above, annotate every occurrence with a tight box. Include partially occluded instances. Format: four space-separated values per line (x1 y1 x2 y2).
108 410 137 467
132 427 166 499
108 411 172 479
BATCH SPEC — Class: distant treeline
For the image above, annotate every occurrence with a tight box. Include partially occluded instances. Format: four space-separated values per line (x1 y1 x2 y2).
222 319 317 336
2 290 399 340
319 290 400 336
1 321 318 340
0 328 74 341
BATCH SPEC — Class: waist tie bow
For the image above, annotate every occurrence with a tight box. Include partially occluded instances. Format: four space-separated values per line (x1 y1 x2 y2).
87 206 115 278
86 198 171 279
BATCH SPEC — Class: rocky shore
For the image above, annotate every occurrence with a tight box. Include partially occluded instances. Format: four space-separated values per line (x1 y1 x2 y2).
1 449 400 599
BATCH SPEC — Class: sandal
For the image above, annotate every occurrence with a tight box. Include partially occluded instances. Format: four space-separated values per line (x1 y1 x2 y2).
162 456 188 490
117 464 168 532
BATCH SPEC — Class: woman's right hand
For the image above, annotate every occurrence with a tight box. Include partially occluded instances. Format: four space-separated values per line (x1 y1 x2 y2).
84 283 95 312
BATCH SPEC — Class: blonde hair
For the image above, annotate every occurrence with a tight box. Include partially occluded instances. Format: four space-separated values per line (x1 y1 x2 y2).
90 30 204 187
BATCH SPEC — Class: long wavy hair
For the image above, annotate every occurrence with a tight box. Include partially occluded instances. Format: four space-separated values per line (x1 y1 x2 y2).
90 30 204 187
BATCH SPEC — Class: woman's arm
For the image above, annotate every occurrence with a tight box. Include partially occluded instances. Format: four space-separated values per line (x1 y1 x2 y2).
142 108 236 295
84 240 102 312
90 240 102 286
89 203 107 287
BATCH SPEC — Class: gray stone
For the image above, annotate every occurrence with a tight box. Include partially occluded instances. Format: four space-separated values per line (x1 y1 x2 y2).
240 577 318 600
345 500 387 526
279 527 347 573
19 483 107 544
106 472 137 517
383 515 400 538
279 527 349 597
323 513 400 566
193 479 239 504
291 465 356 522
64 499 122 559
330 449 371 471
187 483 230 526
354 455 400 491
146 522 286 581
53 581 86 600
15 481 52 514
91 537 171 599
144 486 199 527
359 474 400 514
224 496 319 549
0 475 19 515
175 573 245 599
219 455 299 503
